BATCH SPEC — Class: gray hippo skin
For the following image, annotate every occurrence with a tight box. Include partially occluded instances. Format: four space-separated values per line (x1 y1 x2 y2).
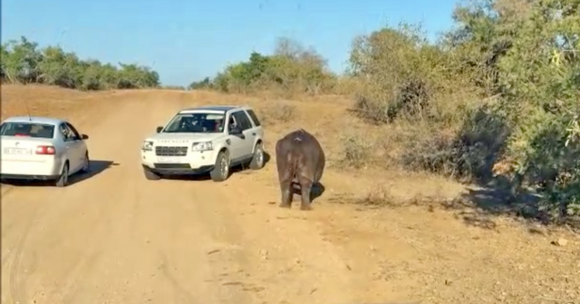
275 129 325 210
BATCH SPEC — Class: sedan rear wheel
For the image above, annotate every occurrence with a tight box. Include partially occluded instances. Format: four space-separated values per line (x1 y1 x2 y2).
55 162 69 187
80 152 90 173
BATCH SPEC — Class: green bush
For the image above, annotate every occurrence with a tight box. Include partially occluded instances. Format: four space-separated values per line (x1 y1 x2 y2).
344 0 580 222
189 37 337 96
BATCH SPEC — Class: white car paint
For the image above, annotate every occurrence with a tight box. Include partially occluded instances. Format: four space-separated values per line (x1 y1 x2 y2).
0 116 90 183
141 105 264 178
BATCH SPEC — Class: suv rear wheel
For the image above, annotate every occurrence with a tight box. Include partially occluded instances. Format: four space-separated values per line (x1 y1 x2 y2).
249 142 265 170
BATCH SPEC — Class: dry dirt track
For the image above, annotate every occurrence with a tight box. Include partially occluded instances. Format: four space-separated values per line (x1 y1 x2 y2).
1 85 580 304
1 93 363 304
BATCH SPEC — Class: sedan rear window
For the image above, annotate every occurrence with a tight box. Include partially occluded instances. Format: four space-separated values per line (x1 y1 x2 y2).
0 122 55 138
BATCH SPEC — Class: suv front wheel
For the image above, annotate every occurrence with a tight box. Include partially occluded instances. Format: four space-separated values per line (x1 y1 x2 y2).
249 142 265 170
210 150 230 182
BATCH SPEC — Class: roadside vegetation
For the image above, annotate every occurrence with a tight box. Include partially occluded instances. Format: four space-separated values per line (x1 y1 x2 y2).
0 37 159 90
1 0 578 225
190 0 580 225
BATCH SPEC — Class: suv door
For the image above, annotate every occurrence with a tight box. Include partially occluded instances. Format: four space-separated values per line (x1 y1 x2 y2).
244 108 263 141
231 111 255 159
225 113 245 162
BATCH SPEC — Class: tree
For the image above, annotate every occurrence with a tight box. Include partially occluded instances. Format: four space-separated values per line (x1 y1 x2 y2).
0 36 160 90
192 37 336 95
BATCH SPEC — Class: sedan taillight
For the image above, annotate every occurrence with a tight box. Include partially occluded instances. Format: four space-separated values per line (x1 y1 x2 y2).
35 145 56 155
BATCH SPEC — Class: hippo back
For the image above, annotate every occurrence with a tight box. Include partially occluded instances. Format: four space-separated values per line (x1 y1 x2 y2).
276 129 325 183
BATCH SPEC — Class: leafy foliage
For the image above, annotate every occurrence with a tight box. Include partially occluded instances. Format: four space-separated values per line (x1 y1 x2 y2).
190 37 336 96
347 0 580 222
0 36 159 90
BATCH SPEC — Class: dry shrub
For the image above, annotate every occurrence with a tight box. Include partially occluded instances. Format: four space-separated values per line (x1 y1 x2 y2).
398 104 510 183
338 131 374 169
355 184 396 206
353 184 449 208
332 76 365 96
259 102 296 124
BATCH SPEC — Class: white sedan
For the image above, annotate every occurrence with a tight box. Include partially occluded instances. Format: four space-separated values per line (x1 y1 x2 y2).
0 116 91 187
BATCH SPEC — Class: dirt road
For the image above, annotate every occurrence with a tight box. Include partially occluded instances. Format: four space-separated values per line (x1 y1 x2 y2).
0 93 363 304
1 86 579 304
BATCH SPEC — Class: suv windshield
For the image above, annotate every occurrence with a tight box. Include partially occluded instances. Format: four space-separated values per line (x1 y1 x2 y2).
162 113 225 133
0 122 55 138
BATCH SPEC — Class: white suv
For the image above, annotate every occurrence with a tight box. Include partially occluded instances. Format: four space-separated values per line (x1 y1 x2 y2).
141 105 265 182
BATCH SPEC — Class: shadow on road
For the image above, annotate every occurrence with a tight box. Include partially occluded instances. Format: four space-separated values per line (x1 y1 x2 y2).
69 160 119 186
1 160 118 187
291 181 326 204
164 151 273 181
441 183 579 233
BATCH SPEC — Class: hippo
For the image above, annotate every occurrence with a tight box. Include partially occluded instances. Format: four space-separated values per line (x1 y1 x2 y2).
275 129 326 210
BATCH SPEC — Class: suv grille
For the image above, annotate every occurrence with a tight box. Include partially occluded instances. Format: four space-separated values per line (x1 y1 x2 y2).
155 146 188 156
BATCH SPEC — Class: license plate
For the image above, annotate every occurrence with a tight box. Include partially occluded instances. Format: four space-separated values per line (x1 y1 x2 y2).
157 157 183 163
3 148 31 155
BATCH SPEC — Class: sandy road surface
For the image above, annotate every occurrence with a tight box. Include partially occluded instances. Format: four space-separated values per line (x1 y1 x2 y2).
0 94 363 304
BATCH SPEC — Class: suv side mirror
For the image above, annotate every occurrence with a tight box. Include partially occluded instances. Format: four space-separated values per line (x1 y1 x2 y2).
156 126 163 133
81 134 89 140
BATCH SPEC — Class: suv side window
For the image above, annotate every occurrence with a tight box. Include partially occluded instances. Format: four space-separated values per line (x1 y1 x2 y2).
232 111 253 131
227 114 237 132
245 109 261 127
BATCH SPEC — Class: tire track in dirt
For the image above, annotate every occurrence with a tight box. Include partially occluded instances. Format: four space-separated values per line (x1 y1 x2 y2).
217 173 359 304
7 206 39 304
2 187 73 304
1 100 137 304
2 182 114 304
53 97 173 303
1 185 15 197
0 93 258 303
40 97 142 303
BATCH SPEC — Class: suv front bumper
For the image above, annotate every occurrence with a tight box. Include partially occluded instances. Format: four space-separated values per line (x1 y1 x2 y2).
141 150 217 175
142 164 215 175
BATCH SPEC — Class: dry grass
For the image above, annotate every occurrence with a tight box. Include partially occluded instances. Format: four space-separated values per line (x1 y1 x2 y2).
336 131 375 169
258 101 296 124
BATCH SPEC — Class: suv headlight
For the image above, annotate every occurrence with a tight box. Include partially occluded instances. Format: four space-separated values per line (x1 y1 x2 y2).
192 141 213 152
142 141 154 151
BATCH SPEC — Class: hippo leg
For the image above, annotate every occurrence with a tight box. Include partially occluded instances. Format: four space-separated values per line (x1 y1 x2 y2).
279 180 292 208
298 176 313 211
277 160 294 208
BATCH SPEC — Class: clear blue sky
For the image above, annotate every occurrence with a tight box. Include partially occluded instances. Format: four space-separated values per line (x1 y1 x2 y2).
2 0 458 86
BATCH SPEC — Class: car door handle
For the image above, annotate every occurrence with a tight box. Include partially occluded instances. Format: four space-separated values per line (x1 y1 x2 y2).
252 132 256 136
